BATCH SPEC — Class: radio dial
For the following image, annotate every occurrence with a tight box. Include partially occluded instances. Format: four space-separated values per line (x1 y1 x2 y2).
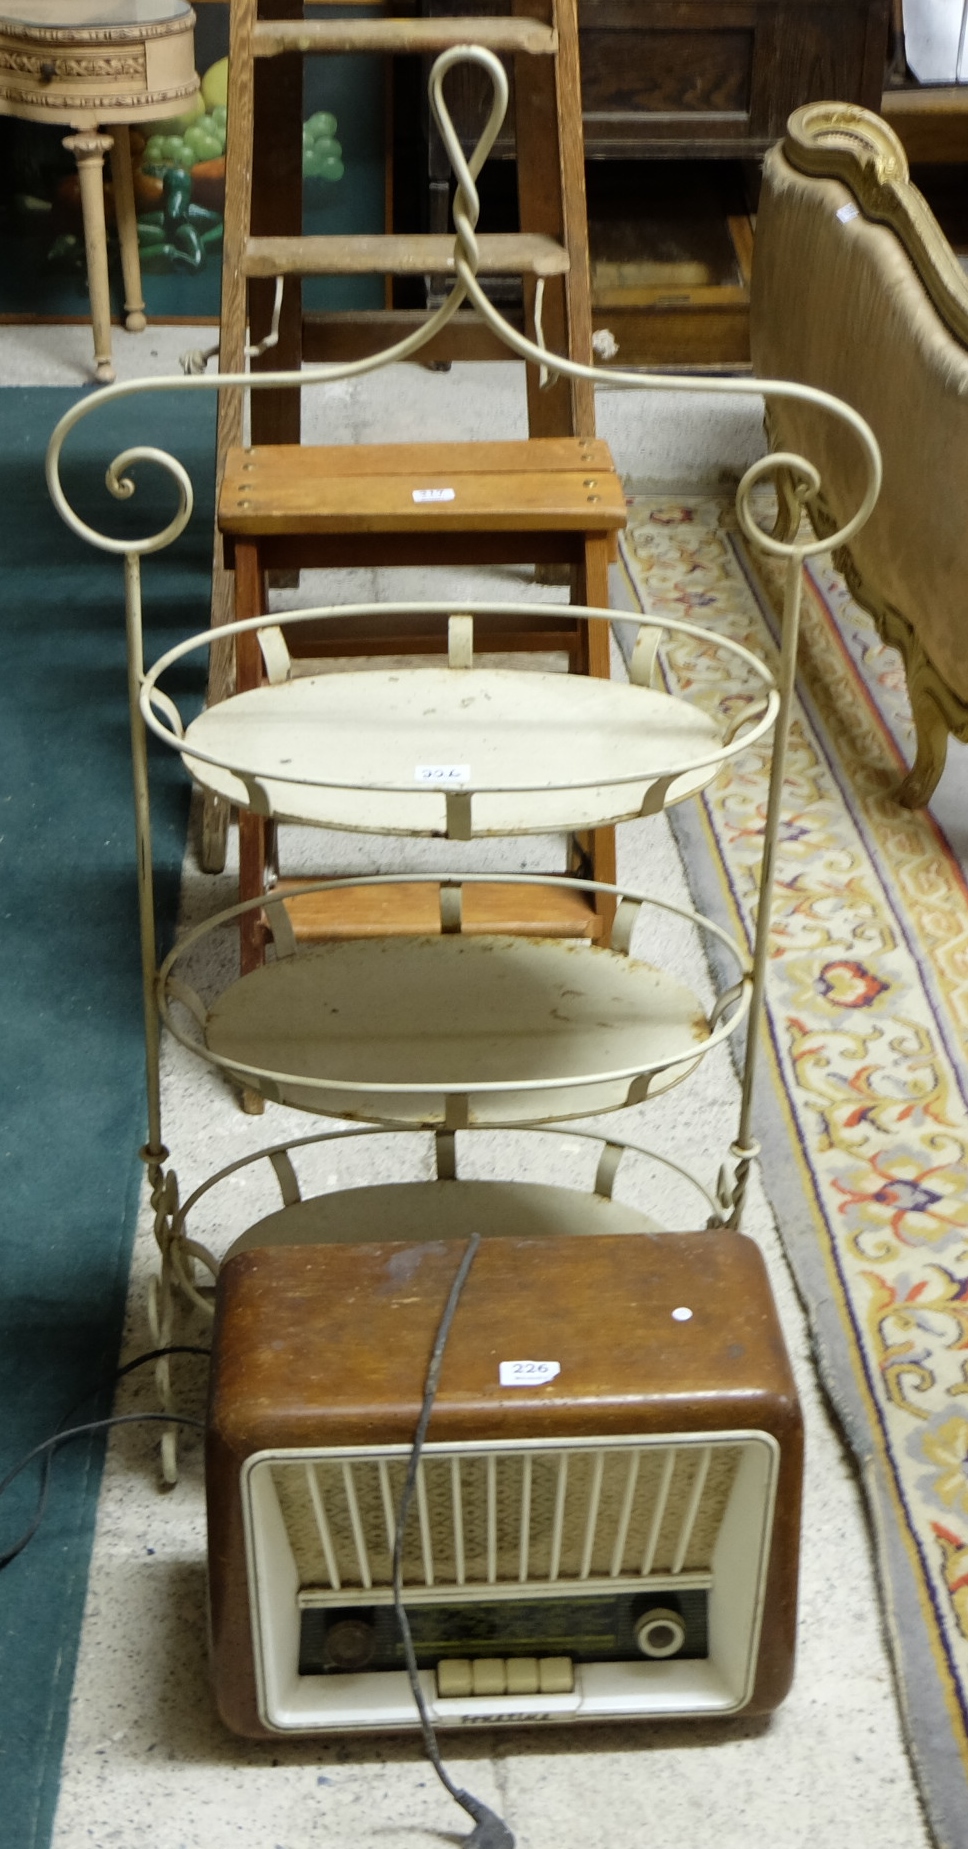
634 1608 687 1659
325 1617 376 1671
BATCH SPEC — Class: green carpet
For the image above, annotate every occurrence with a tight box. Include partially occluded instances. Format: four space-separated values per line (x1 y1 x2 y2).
0 385 214 1849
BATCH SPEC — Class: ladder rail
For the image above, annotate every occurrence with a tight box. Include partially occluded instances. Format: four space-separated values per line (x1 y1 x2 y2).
512 0 595 439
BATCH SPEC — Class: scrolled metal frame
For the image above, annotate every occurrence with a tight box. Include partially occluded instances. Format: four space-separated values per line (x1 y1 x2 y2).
43 47 882 1466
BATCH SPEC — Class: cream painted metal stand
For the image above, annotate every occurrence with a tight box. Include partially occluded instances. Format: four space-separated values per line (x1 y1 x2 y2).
46 48 882 1482
0 0 198 381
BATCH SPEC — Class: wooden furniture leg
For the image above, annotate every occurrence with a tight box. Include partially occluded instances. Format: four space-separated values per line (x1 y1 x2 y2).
64 132 116 384
512 0 595 440
110 124 147 334
201 396 243 876
574 532 617 930
899 673 950 809
201 389 244 876
770 464 804 546
250 0 304 452
234 542 271 980
238 808 268 978
234 541 270 1120
202 0 261 873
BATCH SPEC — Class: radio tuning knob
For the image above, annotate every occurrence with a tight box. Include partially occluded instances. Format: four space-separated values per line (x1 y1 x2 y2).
324 1617 376 1671
634 1608 687 1659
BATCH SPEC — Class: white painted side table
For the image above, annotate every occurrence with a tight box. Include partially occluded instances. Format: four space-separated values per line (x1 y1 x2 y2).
0 0 198 380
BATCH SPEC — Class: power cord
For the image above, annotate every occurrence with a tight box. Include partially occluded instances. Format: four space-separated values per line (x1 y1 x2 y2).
391 1234 515 1849
7 1287 516 1847
0 1345 210 1571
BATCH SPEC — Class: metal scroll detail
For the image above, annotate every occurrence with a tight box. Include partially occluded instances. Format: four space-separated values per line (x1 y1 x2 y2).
44 47 883 1470
45 47 882 569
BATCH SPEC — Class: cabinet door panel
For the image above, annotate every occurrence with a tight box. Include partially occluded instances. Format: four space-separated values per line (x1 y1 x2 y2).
580 11 768 151
580 28 754 115
424 0 888 160
768 3 885 129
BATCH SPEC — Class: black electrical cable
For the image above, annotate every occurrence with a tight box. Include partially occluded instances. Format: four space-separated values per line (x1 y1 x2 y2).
391 1233 515 1849
5 1297 515 1844
0 1345 210 1571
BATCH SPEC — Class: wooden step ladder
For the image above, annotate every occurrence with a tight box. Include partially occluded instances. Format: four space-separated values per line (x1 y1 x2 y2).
202 0 599 875
216 433 626 984
220 0 595 440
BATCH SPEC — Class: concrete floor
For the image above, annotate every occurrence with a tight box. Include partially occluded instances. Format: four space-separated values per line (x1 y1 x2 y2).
7 321 934 1849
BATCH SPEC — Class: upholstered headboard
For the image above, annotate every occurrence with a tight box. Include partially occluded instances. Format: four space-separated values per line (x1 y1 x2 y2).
750 103 968 709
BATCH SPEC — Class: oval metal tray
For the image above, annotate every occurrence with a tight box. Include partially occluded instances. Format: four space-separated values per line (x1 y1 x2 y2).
180 668 722 834
141 602 777 839
160 877 749 1127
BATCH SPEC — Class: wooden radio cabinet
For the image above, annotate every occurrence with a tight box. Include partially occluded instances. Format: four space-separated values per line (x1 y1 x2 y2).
208 1232 802 1737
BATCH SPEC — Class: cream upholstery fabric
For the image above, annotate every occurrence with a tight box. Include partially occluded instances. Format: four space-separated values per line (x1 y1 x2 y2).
750 141 968 707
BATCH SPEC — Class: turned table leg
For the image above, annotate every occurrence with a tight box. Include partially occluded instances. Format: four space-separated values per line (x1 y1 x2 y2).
63 130 116 384
111 124 147 334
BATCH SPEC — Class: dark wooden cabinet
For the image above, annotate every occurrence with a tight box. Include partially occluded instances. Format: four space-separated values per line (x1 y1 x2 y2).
416 0 890 362
426 0 889 162
579 0 887 155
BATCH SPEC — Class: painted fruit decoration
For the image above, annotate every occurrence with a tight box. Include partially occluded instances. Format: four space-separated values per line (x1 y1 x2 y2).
303 111 345 184
136 164 223 274
133 59 345 271
45 57 346 279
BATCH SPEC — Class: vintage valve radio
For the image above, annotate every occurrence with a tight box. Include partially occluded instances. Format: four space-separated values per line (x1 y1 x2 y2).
206 1231 802 1737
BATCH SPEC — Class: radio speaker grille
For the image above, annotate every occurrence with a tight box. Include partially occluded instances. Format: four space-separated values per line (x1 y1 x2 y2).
271 1441 741 1597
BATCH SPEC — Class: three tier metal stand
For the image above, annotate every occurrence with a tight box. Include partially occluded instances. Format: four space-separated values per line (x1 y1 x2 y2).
46 50 881 1483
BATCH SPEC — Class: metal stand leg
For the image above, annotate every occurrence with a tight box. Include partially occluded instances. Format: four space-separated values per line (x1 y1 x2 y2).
726 549 805 1231
63 131 116 384
111 124 147 334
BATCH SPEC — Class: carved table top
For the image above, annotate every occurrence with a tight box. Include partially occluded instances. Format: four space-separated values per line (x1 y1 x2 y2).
0 2 191 27
0 0 196 127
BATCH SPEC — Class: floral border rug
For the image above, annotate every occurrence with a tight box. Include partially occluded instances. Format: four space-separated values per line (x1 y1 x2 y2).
619 493 968 1849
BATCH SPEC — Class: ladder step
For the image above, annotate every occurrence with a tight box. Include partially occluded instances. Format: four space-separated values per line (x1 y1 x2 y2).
244 232 570 279
252 17 557 56
275 881 602 942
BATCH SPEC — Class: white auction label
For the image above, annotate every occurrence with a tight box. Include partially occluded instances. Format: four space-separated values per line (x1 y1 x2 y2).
415 764 470 784
836 202 859 224
499 1360 561 1387
412 487 455 503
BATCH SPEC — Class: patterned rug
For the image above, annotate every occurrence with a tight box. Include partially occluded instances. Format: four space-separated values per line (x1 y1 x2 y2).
619 493 968 1849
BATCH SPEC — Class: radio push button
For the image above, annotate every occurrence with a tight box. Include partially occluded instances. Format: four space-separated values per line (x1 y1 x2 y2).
435 1655 575 1698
